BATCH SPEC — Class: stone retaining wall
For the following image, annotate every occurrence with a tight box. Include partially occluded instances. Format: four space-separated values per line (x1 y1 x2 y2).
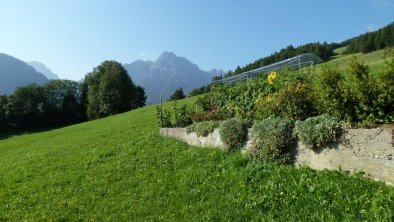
160 127 394 185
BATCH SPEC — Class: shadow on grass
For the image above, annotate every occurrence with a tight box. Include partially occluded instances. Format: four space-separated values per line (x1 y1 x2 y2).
0 123 78 140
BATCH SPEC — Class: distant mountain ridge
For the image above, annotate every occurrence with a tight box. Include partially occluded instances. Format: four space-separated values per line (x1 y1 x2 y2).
0 53 49 95
124 52 223 104
26 61 59 80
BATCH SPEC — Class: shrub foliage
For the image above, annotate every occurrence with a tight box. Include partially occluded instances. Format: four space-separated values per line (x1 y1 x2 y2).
251 117 295 163
186 121 219 137
219 118 247 151
156 102 192 128
294 114 342 150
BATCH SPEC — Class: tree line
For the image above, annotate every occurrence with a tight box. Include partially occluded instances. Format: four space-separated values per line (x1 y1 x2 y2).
0 61 146 132
343 22 394 54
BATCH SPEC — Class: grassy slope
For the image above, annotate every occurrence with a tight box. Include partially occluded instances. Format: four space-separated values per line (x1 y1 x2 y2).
1 97 393 221
320 47 386 74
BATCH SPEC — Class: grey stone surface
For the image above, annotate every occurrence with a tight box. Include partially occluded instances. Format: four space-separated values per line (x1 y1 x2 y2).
295 127 394 185
160 127 394 184
160 128 225 149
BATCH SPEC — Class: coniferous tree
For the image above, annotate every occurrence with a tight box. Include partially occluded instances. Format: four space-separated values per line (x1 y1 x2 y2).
169 87 186 101
343 22 394 54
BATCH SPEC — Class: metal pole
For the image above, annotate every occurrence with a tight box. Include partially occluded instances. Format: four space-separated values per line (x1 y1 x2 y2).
298 58 301 75
310 61 313 74
246 73 249 89
160 95 163 128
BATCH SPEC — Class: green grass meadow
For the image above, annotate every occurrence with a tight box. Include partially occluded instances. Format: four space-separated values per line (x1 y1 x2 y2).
1 96 393 221
322 47 386 74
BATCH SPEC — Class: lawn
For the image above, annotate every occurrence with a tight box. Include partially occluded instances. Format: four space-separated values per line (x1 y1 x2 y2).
0 96 393 220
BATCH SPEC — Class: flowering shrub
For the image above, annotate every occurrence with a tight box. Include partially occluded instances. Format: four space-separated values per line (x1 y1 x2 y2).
294 114 342 150
254 81 316 120
219 118 247 151
267 71 277 85
251 117 295 163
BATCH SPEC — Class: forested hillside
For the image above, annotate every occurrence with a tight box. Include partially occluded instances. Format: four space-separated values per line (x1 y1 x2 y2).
344 22 394 54
224 42 335 77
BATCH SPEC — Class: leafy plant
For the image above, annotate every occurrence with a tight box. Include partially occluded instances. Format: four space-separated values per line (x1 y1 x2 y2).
376 48 394 122
347 57 381 125
170 102 192 127
189 110 227 122
155 105 171 127
251 117 295 164
155 102 192 128
186 121 219 137
312 66 353 120
294 114 342 150
219 118 247 151
255 81 316 121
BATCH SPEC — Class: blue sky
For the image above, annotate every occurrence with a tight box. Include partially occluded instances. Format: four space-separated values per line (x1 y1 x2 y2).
0 0 393 80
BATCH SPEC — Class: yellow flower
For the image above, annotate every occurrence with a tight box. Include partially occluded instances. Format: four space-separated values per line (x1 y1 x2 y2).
267 71 277 85
255 97 264 105
295 82 306 92
266 94 273 102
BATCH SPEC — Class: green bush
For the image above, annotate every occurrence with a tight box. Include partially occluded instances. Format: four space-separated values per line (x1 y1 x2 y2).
255 81 316 121
171 103 192 127
347 57 382 125
312 66 354 120
294 114 342 150
219 118 247 151
251 117 295 164
311 54 394 125
155 106 171 127
375 48 394 123
352 48 394 125
155 102 192 128
186 121 219 137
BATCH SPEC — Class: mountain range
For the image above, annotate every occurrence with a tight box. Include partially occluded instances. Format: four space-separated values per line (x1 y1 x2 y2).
124 51 223 104
0 53 49 95
26 61 59 80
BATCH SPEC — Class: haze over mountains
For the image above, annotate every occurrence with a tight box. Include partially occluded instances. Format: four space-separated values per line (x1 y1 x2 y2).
124 51 223 104
26 61 59 80
0 53 48 95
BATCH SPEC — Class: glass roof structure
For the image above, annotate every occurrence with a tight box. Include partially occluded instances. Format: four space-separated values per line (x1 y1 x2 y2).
211 53 323 84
